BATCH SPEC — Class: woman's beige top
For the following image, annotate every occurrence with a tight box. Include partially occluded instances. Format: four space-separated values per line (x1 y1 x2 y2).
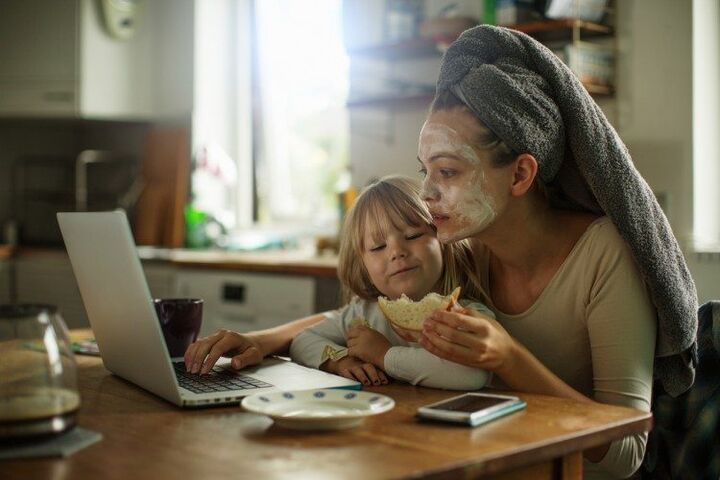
475 217 657 480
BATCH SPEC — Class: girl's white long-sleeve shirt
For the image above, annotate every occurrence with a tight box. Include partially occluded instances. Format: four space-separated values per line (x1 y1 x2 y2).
289 297 492 390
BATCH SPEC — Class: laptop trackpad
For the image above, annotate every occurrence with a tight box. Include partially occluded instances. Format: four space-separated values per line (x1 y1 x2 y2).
236 357 340 389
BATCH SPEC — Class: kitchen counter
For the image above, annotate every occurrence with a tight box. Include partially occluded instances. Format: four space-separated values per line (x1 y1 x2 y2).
138 246 339 277
10 246 341 329
15 246 339 277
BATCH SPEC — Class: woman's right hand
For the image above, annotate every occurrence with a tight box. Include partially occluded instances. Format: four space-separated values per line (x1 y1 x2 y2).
419 308 518 375
184 329 265 375
388 301 467 343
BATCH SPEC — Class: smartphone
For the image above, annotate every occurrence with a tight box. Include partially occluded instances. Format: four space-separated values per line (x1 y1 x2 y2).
416 392 526 427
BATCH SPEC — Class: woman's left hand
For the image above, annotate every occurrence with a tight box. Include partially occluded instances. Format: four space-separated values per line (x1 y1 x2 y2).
419 309 517 374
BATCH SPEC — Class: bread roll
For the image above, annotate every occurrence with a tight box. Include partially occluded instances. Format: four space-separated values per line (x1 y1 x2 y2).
378 287 461 331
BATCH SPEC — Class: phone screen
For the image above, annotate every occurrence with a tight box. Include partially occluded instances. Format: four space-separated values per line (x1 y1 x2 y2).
428 395 510 413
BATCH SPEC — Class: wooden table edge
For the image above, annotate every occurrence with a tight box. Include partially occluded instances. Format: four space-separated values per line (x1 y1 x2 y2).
400 412 652 478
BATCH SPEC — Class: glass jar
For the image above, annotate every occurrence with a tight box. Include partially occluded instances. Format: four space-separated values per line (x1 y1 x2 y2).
0 305 80 440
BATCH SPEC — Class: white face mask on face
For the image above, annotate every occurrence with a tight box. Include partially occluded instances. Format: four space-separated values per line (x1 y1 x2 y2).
418 121 497 243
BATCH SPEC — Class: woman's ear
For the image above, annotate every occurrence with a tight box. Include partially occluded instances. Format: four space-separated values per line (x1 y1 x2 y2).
510 153 539 196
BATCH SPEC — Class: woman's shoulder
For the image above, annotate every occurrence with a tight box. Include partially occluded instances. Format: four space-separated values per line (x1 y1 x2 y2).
571 215 636 270
556 210 621 246
581 216 627 249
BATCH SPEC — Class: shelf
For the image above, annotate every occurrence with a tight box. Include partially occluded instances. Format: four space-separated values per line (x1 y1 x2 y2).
346 38 443 61
347 19 613 62
346 82 609 109
583 83 614 96
346 17 615 109
507 19 613 42
346 93 434 109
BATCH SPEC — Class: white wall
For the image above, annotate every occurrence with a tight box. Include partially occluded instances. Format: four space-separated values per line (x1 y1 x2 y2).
615 0 720 303
615 0 694 242
693 0 720 248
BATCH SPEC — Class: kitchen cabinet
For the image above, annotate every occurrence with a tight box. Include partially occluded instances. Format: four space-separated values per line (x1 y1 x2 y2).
0 0 193 120
175 269 317 337
143 263 179 300
15 255 88 329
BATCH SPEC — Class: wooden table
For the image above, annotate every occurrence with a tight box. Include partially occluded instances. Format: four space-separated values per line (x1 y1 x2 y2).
1 335 652 480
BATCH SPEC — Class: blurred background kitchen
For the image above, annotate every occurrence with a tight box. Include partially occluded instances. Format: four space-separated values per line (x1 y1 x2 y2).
0 0 718 335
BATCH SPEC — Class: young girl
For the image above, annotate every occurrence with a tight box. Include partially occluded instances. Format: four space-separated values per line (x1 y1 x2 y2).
289 175 492 390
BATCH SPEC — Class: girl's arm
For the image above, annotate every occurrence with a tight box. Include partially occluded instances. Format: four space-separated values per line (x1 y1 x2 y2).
346 323 489 390
383 346 490 390
291 304 389 386
382 302 494 390
289 315 349 369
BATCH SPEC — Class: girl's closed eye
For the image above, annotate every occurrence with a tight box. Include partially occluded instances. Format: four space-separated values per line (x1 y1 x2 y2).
369 243 386 252
406 232 423 240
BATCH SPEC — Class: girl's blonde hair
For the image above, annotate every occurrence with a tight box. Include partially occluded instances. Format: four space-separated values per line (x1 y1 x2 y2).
337 175 482 303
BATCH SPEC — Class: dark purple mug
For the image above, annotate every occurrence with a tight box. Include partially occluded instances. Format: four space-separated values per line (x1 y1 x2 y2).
153 299 203 357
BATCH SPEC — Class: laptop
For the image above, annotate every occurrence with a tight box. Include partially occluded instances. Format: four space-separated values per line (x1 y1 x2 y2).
57 210 360 407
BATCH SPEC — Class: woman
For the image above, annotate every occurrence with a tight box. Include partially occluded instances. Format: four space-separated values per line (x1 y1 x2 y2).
185 26 698 479
409 26 698 479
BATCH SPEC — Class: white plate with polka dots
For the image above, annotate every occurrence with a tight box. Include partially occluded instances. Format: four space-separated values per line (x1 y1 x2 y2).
241 389 395 430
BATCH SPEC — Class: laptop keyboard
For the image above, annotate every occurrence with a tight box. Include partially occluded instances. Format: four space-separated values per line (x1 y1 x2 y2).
172 362 273 394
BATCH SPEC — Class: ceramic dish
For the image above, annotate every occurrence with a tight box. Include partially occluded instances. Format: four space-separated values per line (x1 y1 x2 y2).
241 389 395 430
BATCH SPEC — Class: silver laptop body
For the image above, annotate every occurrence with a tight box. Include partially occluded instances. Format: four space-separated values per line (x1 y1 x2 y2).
57 210 360 407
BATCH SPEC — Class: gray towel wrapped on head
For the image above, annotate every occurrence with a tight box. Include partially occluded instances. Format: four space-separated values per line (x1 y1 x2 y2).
437 25 698 397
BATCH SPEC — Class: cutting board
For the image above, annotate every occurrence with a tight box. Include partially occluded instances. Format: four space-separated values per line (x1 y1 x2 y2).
133 128 189 247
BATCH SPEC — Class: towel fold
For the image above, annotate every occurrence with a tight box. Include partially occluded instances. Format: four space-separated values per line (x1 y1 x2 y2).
437 25 698 397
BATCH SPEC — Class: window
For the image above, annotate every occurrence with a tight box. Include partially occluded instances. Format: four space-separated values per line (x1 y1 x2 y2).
693 0 720 249
192 0 349 244
254 0 349 231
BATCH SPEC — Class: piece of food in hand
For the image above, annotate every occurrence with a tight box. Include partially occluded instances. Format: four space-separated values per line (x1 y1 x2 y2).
321 344 348 363
378 287 461 331
350 316 371 328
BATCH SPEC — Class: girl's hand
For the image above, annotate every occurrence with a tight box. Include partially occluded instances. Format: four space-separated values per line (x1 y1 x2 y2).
322 355 389 386
184 329 265 375
419 309 517 374
347 326 392 368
